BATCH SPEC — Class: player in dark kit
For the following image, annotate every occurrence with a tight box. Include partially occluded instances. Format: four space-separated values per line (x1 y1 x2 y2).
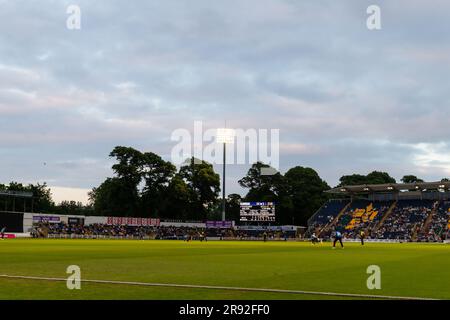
359 230 366 245
263 232 268 242
332 230 344 249
311 232 319 245
0 227 5 240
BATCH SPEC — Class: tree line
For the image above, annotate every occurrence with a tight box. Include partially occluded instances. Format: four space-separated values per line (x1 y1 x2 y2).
0 182 92 216
339 172 449 186
1 146 448 226
87 146 331 225
0 182 54 213
87 147 450 225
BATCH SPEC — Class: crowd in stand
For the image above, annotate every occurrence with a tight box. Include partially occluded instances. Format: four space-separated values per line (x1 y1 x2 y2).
347 206 390 239
306 199 349 237
32 222 296 240
421 201 450 242
308 199 449 242
36 223 227 239
30 199 450 242
375 200 433 241
336 201 391 239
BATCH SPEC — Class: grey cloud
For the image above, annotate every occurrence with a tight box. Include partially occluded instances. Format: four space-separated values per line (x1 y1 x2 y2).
1 0 450 198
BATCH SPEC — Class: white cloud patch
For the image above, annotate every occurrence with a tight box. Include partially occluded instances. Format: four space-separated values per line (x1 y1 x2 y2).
411 142 450 175
50 186 90 205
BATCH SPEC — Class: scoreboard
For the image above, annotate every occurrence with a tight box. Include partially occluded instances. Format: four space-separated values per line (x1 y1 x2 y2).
240 202 275 222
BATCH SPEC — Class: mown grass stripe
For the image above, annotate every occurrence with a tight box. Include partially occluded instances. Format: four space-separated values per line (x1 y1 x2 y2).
0 274 437 300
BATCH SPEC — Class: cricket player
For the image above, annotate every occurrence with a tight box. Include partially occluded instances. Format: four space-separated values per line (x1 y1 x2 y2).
360 230 366 245
332 230 344 249
311 232 319 245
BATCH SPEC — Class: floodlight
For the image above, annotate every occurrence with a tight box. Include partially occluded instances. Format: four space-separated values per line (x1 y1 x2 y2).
217 127 234 221
216 128 235 144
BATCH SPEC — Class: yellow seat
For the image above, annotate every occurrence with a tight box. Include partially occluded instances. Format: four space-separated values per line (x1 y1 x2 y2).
369 211 378 221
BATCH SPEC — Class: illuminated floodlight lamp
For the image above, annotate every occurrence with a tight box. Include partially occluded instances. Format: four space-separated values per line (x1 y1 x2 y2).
216 128 235 144
216 127 235 222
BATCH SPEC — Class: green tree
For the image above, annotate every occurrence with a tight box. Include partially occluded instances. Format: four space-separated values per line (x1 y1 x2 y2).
89 177 137 216
140 152 176 217
3 182 54 213
28 183 54 212
239 162 285 202
161 174 192 220
338 174 369 186
179 157 221 220
401 175 424 183
339 171 396 186
226 193 242 222
54 200 93 216
366 171 396 184
284 166 330 225
239 162 291 224
108 146 144 216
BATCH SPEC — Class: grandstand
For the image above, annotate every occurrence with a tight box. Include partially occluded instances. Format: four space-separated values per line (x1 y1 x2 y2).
308 181 450 242
376 200 435 241
306 199 350 234
334 199 393 238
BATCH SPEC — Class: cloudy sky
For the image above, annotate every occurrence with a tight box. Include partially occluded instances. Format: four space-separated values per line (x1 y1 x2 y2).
1 0 450 203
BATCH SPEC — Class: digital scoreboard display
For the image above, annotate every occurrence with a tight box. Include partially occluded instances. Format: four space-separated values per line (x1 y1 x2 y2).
240 202 275 222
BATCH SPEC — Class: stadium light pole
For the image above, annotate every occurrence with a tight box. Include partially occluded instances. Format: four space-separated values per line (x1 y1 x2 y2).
216 127 234 221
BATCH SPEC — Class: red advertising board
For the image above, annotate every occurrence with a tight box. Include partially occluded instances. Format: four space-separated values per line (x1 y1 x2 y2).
106 216 160 226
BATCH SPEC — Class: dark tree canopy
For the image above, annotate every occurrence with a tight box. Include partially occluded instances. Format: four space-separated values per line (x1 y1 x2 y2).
338 174 368 186
89 177 137 216
178 157 221 220
239 163 330 226
339 171 396 186
90 152 221 220
401 175 424 183
140 152 176 217
283 166 330 225
226 193 242 222
366 171 397 184
238 162 284 202
0 182 54 213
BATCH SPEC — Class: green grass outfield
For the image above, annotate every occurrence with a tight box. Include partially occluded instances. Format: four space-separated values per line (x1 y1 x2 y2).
1 239 449 300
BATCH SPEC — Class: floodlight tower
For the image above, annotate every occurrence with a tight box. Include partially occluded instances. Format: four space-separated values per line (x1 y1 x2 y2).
216 127 235 221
